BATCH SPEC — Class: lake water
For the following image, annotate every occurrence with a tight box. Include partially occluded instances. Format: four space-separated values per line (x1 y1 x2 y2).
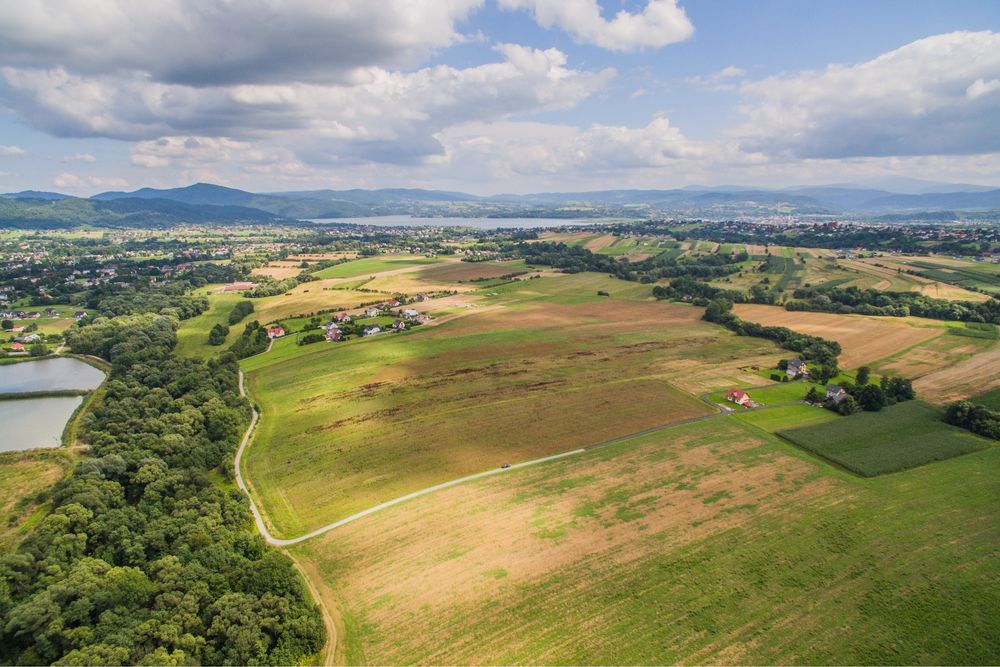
0 357 105 393
307 215 618 229
0 396 83 450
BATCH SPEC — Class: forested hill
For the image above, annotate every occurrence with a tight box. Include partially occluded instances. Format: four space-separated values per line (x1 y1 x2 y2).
0 289 324 663
0 195 290 228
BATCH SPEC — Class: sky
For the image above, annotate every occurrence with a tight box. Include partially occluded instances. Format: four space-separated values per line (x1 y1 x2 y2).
0 0 998 196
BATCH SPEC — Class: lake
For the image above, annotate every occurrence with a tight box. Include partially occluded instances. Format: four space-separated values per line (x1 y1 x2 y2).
307 215 622 229
0 357 105 393
0 396 83 450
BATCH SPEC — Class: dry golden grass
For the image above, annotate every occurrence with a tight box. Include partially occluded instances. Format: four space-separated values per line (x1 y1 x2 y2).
915 343 1000 403
253 285 378 324
0 454 66 550
733 304 942 368
583 234 617 251
290 419 840 664
417 260 526 282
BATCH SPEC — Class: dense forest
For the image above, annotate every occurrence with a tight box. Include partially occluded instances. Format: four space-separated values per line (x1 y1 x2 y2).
0 304 323 663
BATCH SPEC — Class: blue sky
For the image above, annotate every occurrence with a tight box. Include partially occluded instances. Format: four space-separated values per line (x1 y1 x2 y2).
0 0 998 195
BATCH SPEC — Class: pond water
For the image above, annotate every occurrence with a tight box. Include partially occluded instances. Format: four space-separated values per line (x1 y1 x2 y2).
307 215 620 229
0 357 105 393
0 396 83 450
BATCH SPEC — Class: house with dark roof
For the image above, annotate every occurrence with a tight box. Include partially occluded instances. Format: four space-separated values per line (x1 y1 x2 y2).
826 384 847 403
786 359 808 377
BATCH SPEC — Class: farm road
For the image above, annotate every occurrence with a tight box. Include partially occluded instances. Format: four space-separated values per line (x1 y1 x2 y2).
234 371 808 547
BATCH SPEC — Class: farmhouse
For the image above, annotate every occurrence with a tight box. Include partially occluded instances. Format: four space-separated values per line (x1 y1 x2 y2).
787 359 809 377
325 329 343 342
73 310 88 319
362 325 381 336
392 319 407 332
726 389 754 407
402 308 419 318
334 312 351 323
266 325 286 339
364 306 381 317
826 384 848 403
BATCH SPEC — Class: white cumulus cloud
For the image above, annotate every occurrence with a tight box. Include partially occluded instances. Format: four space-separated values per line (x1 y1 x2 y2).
499 0 693 51
735 31 1000 159
0 145 27 156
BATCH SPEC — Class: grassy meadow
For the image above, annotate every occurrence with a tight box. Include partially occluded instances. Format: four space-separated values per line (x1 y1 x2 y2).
778 400 990 476
0 451 71 550
292 416 1000 665
241 274 789 536
311 255 443 279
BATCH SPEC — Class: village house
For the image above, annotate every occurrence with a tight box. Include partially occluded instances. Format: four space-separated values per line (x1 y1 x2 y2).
402 308 419 318
43 307 58 316
266 325 285 339
73 310 88 320
826 384 848 403
364 306 381 317
725 389 754 407
362 325 381 336
392 319 406 332
14 334 41 344
10 342 25 352
24 311 40 319
786 359 808 377
325 328 343 342
334 312 351 323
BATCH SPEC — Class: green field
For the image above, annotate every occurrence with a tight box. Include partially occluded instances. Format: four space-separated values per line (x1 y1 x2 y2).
293 416 1000 665
241 274 785 536
733 403 840 432
778 400 990 476
310 255 442 279
971 387 1000 410
174 288 246 357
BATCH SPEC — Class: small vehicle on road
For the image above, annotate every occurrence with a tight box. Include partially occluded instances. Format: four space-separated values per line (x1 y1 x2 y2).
500 463 511 469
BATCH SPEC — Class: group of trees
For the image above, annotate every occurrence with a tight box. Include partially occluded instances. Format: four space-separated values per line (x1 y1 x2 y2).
227 300 254 325
702 298 842 372
1 312 324 664
208 323 229 345
805 366 916 415
242 275 312 299
944 401 1000 439
788 286 1000 324
227 321 270 359
514 241 747 284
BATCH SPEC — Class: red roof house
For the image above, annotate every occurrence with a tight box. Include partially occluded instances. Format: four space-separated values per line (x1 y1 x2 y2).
725 389 753 407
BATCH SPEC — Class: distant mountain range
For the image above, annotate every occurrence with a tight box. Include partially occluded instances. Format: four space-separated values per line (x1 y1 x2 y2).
1 179 999 227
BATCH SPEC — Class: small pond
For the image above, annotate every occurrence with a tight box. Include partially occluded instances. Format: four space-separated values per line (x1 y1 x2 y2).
0 396 84 450
0 357 105 393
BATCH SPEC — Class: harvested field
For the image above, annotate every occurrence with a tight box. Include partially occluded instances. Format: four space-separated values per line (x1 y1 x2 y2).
583 234 617 251
870 333 994 382
732 304 943 368
251 262 305 280
915 343 1000 403
416 260 528 283
293 417 1000 665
